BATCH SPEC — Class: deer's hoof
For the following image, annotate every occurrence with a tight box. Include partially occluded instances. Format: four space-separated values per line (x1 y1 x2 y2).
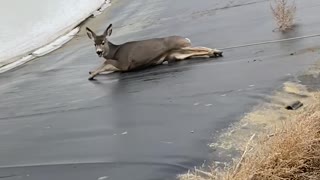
213 51 223 57
88 76 95 81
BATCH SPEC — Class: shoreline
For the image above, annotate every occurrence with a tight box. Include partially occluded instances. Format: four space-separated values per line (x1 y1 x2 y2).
0 0 111 74
179 59 320 179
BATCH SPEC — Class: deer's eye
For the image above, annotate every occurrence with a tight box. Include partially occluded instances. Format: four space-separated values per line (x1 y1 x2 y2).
102 42 105 45
94 44 97 46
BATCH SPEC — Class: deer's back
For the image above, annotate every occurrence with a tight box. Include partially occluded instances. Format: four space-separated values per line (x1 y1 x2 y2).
114 36 191 69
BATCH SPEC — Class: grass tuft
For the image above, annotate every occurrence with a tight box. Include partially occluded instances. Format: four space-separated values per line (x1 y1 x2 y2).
179 92 320 180
270 0 297 32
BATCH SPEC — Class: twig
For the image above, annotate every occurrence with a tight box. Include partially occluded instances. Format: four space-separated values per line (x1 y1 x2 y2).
194 168 215 178
233 133 256 177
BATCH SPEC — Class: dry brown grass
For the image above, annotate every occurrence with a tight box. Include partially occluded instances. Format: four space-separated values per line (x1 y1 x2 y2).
179 92 320 180
270 0 296 32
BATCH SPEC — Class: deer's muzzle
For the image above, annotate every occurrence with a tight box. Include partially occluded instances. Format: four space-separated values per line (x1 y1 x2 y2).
96 50 103 57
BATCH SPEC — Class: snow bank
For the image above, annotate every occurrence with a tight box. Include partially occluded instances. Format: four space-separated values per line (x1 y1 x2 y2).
0 0 110 71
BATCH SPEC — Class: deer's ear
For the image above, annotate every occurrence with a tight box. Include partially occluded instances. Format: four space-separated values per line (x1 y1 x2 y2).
104 24 113 37
86 27 96 39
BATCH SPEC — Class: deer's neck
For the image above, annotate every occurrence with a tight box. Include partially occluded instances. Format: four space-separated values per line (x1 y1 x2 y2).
104 41 119 59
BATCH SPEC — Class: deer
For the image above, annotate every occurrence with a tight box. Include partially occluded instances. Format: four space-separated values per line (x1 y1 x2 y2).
86 23 223 80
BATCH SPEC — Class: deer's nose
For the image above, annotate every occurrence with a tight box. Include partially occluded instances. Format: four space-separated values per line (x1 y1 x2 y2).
96 50 103 56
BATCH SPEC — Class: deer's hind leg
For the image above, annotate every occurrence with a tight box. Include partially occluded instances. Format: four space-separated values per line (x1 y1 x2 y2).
181 47 223 58
167 47 223 61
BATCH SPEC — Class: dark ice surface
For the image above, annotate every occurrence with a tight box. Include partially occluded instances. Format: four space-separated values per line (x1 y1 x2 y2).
1 0 320 179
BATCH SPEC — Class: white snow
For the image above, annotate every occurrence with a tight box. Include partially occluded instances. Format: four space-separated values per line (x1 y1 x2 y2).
0 0 109 71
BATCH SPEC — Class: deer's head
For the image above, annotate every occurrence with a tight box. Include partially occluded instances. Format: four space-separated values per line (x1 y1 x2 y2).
86 24 113 57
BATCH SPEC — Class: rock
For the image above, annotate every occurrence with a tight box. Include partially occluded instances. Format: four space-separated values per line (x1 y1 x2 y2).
285 100 303 110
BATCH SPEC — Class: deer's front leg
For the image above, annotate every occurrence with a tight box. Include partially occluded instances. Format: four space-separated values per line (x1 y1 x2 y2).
88 59 120 80
89 60 108 74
